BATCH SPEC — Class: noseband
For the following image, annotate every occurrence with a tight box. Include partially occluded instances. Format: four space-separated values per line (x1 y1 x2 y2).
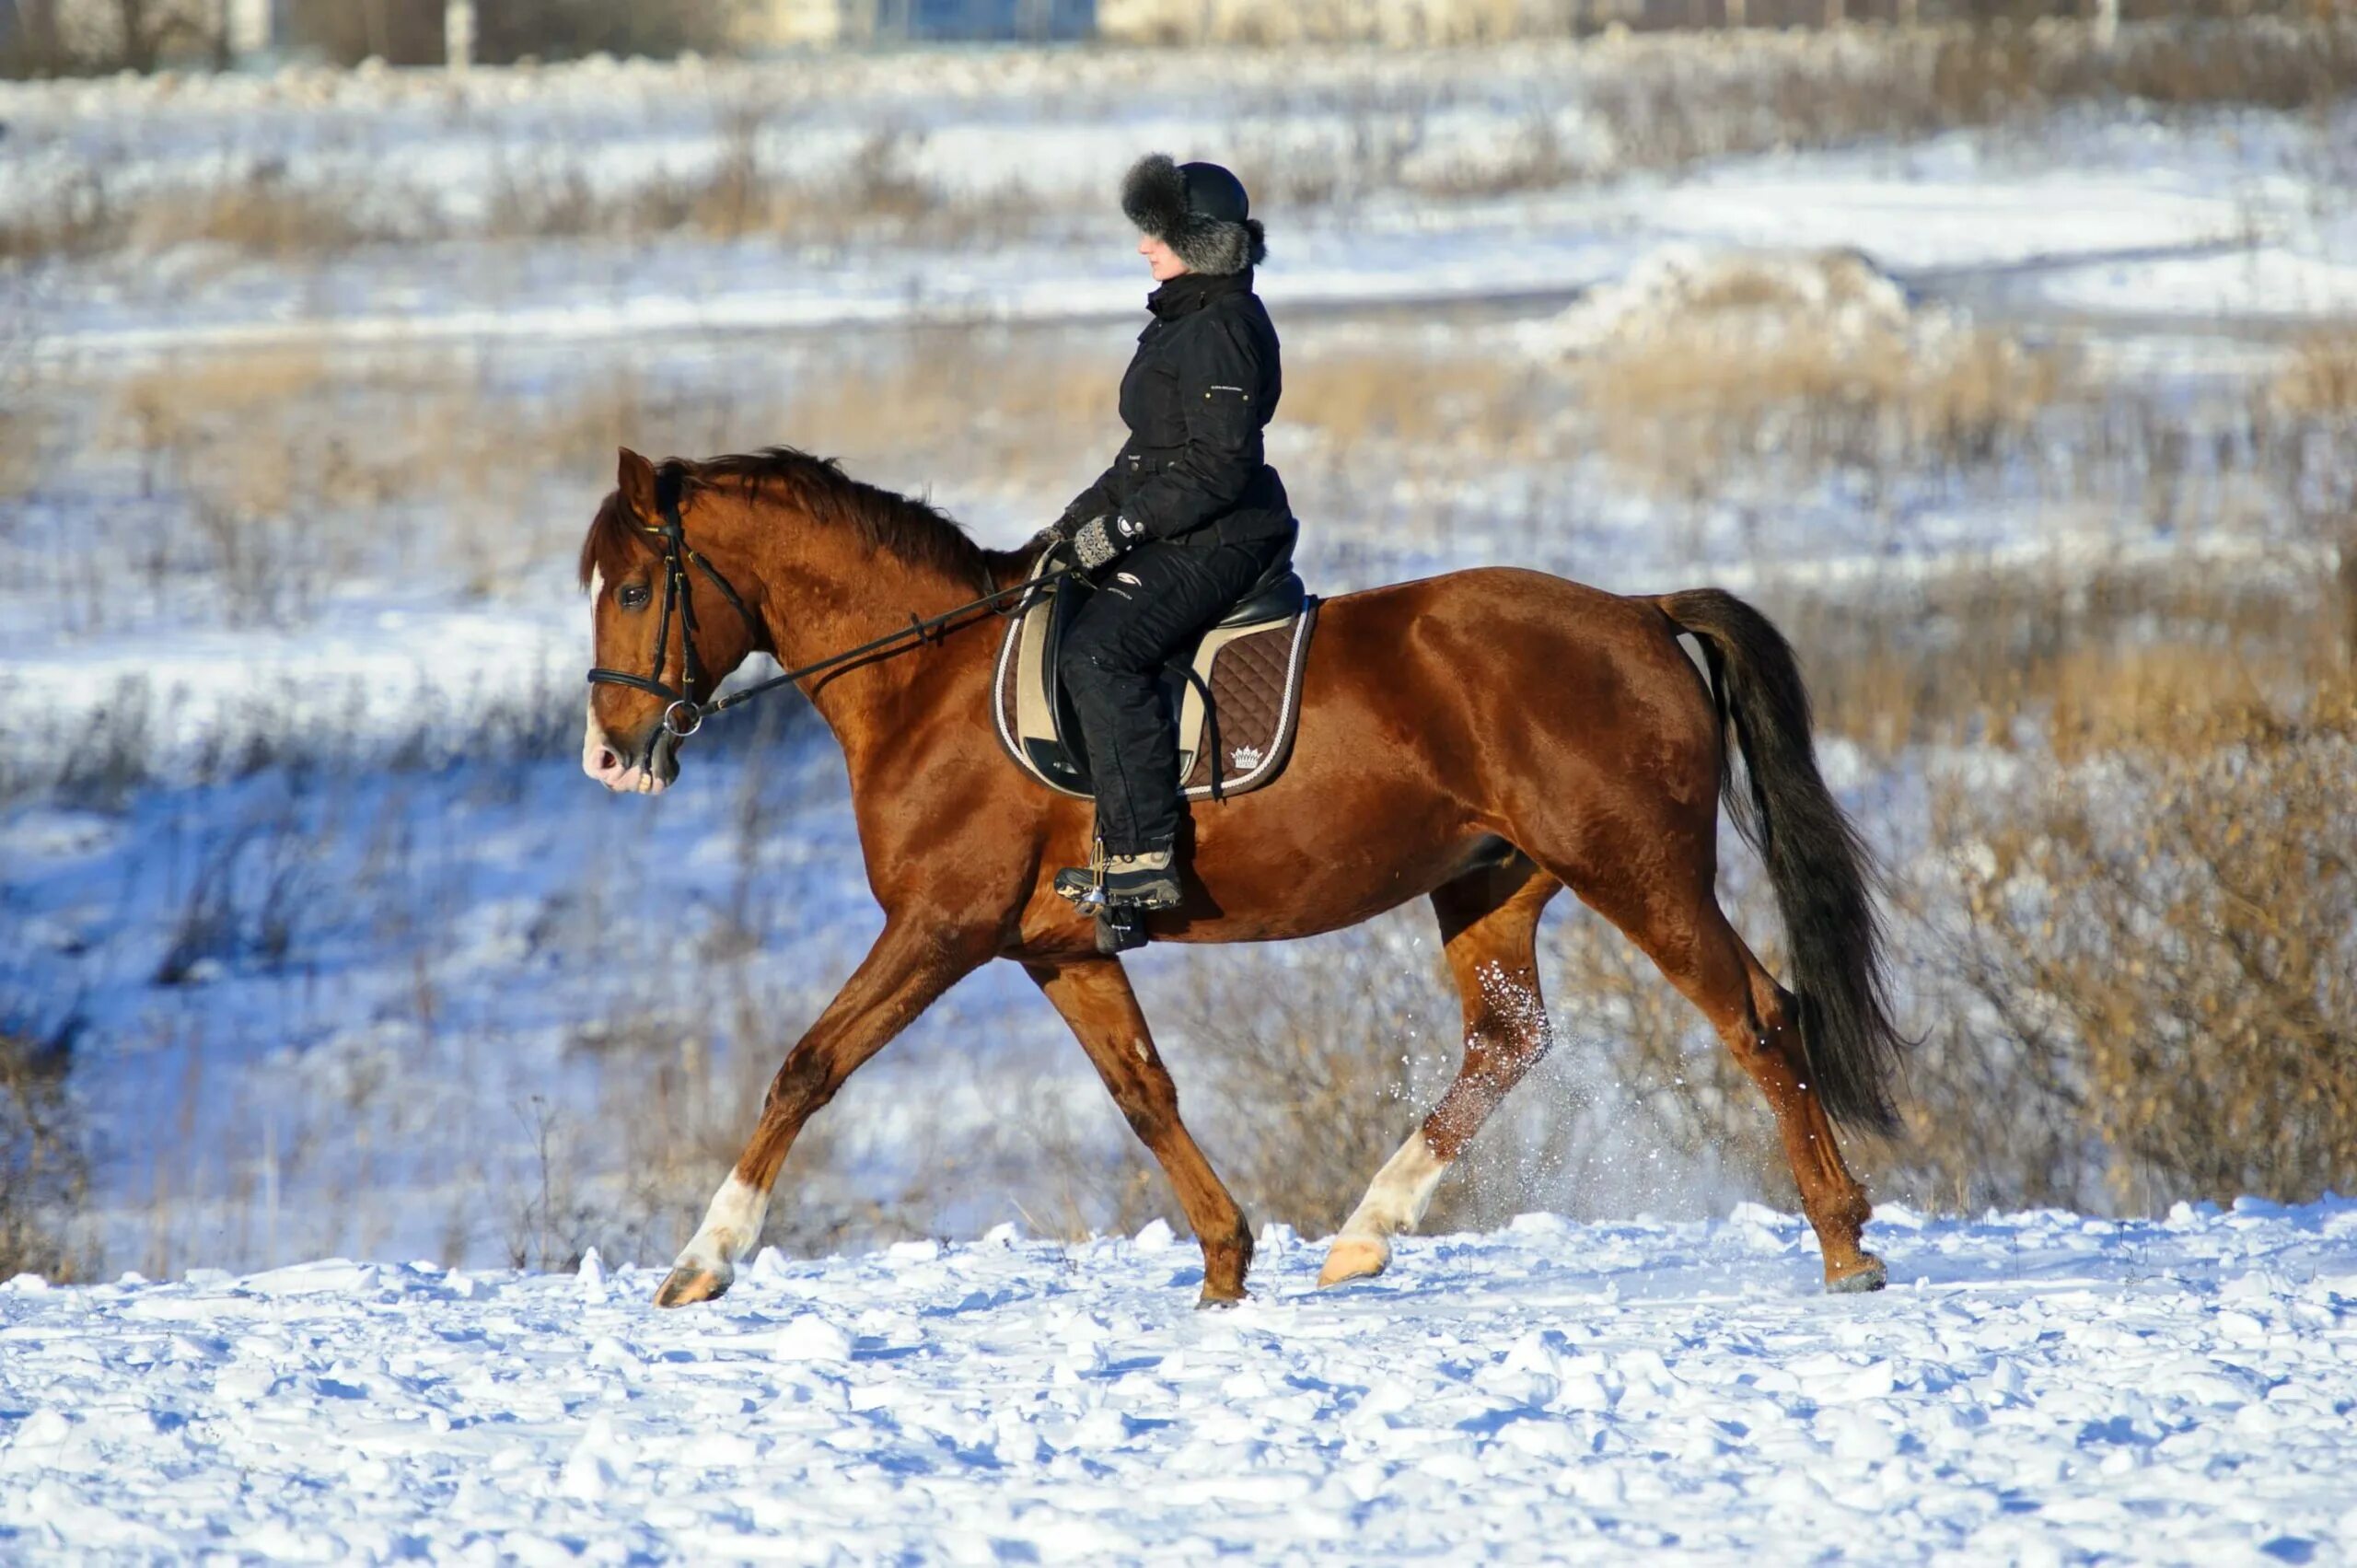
585 486 1071 751
586 489 762 742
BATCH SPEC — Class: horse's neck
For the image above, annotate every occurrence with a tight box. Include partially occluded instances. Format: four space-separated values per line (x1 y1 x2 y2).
765 555 1000 773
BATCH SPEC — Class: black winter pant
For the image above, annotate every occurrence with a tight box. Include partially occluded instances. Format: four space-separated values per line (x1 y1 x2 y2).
1058 532 1292 857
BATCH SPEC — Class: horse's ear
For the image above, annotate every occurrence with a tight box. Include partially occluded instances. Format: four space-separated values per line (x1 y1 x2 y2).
617 447 658 520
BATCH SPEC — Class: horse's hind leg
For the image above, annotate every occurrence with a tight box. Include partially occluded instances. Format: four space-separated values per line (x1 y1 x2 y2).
1565 863 1884 1292
1319 855 1561 1288
1026 956 1256 1305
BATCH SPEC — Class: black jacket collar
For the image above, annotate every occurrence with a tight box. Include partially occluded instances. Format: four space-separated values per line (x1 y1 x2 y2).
1147 268 1253 319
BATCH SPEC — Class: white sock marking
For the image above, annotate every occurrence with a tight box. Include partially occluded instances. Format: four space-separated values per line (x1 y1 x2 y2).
674 1173 768 1276
1337 1131 1448 1242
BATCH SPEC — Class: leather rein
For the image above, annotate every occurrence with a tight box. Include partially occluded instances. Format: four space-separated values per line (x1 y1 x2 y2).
586 491 1070 745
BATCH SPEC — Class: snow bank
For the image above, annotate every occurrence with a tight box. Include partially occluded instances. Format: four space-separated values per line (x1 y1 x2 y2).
2 1203 2353 1561
1523 245 1972 366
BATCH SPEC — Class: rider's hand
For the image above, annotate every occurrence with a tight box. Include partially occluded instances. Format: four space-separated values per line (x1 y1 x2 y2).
1071 514 1129 572
1022 516 1076 560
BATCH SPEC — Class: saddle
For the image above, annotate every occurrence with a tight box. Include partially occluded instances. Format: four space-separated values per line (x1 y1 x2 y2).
993 547 1318 802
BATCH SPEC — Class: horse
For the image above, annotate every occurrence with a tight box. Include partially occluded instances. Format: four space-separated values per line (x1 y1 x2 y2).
578 446 1905 1308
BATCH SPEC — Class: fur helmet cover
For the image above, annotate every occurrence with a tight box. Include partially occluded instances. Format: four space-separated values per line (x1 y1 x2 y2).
1120 154 1266 276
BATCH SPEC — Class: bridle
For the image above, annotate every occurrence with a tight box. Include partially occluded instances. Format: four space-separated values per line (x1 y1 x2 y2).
586 485 1070 752
585 487 761 743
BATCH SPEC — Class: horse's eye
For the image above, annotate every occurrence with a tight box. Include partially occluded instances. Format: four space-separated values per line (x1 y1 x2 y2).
618 584 651 610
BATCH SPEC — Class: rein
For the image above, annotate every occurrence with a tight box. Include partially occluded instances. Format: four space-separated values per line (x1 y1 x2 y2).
586 493 1071 742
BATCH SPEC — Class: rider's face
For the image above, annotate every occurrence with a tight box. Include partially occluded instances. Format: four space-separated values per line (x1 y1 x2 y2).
1139 232 1190 282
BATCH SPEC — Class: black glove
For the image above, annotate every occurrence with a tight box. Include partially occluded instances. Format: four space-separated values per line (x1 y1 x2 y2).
1072 514 1142 573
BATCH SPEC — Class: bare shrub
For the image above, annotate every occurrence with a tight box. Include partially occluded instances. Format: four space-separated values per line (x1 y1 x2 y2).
1170 920 1457 1236
0 0 219 75
0 1020 88 1282
0 290 41 500
152 793 320 984
2270 327 2357 422
124 167 377 256
0 168 118 259
1583 19 2357 172
583 1016 955 1264
1555 250 2071 491
1933 680 2357 1208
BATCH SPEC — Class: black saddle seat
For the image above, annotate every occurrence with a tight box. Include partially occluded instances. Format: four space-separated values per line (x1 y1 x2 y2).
1215 552 1306 627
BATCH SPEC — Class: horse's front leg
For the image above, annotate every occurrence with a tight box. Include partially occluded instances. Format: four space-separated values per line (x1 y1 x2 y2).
655 917 993 1307
1026 956 1255 1305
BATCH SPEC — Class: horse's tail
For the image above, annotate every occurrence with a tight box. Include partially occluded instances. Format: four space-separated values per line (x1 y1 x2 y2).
1654 588 1905 1136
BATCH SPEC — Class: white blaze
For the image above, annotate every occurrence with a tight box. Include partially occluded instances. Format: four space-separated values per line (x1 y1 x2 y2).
581 567 613 778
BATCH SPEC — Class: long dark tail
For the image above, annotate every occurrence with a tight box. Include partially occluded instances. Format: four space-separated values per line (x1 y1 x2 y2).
1655 588 1905 1136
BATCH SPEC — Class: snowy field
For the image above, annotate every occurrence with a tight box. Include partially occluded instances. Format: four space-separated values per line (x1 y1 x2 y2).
3 21 2356 1562
6 1203 2356 1562
4 6 2355 1425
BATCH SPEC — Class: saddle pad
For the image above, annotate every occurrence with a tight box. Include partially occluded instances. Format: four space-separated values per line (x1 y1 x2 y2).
993 567 1318 803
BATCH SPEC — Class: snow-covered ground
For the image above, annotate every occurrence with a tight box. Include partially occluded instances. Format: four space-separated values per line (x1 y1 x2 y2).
5 28 2354 1329
5 1202 2354 1562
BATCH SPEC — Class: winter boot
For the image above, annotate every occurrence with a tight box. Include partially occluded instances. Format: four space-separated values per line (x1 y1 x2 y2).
1053 845 1183 913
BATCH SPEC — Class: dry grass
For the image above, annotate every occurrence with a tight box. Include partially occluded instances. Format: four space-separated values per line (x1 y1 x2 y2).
2271 326 2357 421
0 1022 88 1282
1921 674 2357 1210
1551 247 2075 491
1586 325 2065 489
1280 353 1555 459
15 19 2357 255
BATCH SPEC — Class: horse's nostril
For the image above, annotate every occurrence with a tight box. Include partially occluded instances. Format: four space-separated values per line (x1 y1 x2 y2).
598 749 619 772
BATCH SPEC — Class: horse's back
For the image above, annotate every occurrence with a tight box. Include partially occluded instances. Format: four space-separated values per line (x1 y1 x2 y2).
1293 565 1720 808
1310 565 1700 702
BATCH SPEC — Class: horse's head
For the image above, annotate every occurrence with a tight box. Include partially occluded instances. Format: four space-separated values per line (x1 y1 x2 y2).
579 448 766 796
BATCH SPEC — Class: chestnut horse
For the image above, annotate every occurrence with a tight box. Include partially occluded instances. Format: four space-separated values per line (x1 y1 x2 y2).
579 447 1904 1307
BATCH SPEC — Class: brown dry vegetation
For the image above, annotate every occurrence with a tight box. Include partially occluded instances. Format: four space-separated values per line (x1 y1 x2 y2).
0 1026 87 1282
2271 326 2357 421
11 18 2357 255
1580 324 2068 494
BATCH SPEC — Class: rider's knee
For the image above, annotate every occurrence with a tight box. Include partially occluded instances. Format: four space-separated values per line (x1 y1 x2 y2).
1060 629 1144 685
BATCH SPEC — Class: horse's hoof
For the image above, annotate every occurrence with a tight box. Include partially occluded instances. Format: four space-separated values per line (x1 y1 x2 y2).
1317 1235 1391 1288
1826 1254 1887 1295
653 1261 732 1307
1195 1288 1249 1311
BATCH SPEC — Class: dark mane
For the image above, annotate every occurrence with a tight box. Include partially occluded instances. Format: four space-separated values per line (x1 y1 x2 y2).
576 447 1022 593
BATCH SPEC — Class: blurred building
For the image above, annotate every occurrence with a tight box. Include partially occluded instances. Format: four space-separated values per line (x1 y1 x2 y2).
6 0 225 67
734 0 1094 45
1096 0 1592 42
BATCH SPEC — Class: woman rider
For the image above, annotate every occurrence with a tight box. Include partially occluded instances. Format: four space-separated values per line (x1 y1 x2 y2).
1037 154 1298 914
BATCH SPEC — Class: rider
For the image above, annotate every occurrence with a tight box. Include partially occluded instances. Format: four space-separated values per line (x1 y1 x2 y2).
1039 154 1297 912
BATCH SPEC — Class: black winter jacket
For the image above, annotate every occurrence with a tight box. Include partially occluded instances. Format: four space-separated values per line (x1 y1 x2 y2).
1063 269 1294 549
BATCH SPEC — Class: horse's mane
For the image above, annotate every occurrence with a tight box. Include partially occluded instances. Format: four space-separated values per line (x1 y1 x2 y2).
577 447 1019 593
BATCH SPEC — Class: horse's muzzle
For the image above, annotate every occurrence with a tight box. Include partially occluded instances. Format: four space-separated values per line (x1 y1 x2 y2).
584 719 681 795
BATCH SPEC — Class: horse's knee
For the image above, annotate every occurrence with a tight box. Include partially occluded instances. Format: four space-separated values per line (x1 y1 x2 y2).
762 1051 837 1121
1106 1067 1178 1138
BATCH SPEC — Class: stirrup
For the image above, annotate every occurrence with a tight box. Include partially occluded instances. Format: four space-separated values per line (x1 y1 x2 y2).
1053 865 1108 910
1053 841 1181 914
